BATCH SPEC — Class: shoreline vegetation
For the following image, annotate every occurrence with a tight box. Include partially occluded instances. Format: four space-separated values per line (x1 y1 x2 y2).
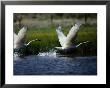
14 13 97 56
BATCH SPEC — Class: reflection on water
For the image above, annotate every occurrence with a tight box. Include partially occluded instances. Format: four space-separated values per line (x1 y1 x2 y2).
14 51 97 75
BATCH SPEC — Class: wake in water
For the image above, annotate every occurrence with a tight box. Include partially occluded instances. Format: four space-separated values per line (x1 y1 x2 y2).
14 49 57 60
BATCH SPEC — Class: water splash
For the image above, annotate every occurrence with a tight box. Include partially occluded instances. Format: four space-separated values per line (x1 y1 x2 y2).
38 50 56 58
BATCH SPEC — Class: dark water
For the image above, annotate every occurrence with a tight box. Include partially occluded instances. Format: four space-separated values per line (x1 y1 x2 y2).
14 52 97 75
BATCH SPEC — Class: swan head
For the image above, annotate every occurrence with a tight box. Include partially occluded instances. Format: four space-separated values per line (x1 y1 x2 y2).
35 39 41 41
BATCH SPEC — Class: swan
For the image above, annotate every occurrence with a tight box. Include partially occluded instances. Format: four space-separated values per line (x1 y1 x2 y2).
14 26 40 50
14 26 41 56
14 26 27 49
55 23 90 52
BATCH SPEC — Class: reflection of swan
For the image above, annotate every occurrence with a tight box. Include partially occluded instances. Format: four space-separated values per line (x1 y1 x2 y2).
14 26 40 49
55 23 90 52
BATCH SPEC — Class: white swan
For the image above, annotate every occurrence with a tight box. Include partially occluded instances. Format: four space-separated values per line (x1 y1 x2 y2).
14 26 28 49
55 23 82 50
14 26 40 49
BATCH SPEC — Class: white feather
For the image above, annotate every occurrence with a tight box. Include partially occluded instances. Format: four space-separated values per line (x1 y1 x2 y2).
56 26 66 47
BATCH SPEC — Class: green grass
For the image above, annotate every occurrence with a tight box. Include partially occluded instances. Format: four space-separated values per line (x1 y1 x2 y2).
15 24 97 56
25 27 59 52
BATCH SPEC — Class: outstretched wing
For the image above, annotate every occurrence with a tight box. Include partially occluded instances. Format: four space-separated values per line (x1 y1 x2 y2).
17 26 27 43
14 33 18 43
56 26 66 47
65 23 81 46
18 26 27 39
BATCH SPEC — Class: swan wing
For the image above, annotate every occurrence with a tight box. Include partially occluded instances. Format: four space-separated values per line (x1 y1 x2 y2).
18 26 27 39
14 33 18 41
13 26 27 49
14 33 18 44
56 26 66 47
65 23 81 46
14 32 21 49
17 26 27 43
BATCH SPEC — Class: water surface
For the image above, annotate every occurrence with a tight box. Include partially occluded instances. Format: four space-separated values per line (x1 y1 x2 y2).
14 52 97 75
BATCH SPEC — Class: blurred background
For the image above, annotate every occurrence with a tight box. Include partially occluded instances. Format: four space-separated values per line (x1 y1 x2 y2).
14 13 97 28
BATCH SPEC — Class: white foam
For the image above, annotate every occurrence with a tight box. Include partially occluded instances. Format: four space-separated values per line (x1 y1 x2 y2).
38 50 56 58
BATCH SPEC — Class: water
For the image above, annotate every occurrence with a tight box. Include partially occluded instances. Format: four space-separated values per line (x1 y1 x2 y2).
14 52 97 75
